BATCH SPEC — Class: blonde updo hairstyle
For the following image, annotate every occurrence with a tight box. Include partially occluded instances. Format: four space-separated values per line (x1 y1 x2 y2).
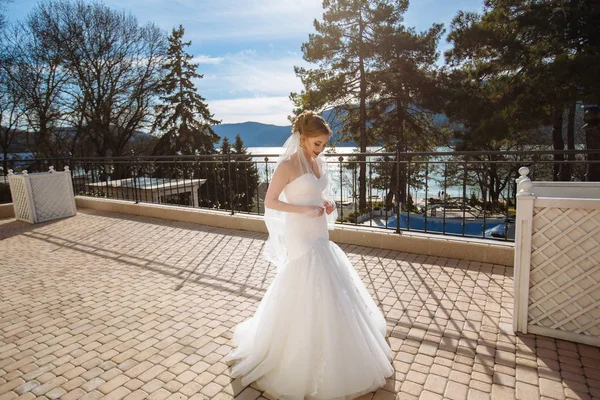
292 111 332 147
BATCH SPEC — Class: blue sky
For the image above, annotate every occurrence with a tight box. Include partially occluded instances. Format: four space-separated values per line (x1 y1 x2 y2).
5 0 484 126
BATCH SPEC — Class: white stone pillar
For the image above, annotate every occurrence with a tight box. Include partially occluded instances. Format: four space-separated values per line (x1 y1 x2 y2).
191 184 199 207
513 166 535 334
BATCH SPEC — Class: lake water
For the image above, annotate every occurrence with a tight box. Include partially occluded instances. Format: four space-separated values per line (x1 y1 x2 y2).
246 146 478 202
245 147 513 238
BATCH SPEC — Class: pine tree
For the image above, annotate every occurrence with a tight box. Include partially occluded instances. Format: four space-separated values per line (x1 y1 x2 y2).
292 0 400 210
444 0 600 181
233 135 259 212
152 25 221 208
153 25 220 156
217 137 232 208
220 137 231 155
370 11 444 210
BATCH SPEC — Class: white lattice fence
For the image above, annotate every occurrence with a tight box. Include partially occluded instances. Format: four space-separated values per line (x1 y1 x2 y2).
513 167 600 347
8 175 34 222
8 167 77 224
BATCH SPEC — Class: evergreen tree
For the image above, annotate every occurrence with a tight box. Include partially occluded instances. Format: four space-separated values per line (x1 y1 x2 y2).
153 25 220 156
217 135 259 212
217 137 232 209
233 134 259 212
292 0 400 210
370 10 445 209
444 0 600 181
220 136 231 154
372 19 444 152
152 25 221 208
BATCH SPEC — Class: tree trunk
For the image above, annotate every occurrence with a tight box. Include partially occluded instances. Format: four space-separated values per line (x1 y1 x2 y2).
2 149 8 181
489 164 500 211
396 104 407 209
386 102 408 211
386 147 396 211
551 105 568 181
358 13 367 211
564 101 576 180
584 106 600 181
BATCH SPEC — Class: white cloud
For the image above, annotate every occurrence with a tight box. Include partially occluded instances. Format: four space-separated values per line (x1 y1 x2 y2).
195 49 310 96
5 0 320 125
222 52 307 96
210 96 294 125
95 0 323 42
5 0 322 41
191 55 224 65
195 50 311 124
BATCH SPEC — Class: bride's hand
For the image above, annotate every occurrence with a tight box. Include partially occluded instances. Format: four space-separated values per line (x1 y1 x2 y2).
301 206 325 217
324 201 336 215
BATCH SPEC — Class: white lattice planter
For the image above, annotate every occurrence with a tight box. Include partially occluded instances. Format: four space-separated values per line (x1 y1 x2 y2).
8 166 77 224
513 167 600 346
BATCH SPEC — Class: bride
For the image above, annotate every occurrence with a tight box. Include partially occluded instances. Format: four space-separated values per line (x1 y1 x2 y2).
226 111 394 399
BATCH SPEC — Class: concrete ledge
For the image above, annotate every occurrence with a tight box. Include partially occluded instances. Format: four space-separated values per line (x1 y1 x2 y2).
330 225 514 266
75 196 268 234
76 196 514 266
0 203 15 219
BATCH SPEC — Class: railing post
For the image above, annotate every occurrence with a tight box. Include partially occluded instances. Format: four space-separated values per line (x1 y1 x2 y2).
424 161 429 232
442 163 447 235
406 153 412 231
462 156 468 236
395 141 401 234
131 150 138 204
584 105 600 181
68 152 74 193
339 156 344 221
353 161 357 225
228 153 234 215
513 166 535 334
368 157 373 227
264 157 269 216
235 158 240 212
264 157 270 185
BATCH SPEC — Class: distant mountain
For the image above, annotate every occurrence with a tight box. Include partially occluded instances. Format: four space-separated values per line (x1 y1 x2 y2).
6 104 583 153
212 108 359 147
212 108 455 148
212 119 357 147
212 122 292 147
2 108 455 152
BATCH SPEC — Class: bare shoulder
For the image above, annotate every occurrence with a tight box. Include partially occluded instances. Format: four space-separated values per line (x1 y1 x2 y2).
274 159 293 179
277 159 292 172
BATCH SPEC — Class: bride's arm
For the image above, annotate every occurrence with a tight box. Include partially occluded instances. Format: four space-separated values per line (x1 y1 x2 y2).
265 162 323 215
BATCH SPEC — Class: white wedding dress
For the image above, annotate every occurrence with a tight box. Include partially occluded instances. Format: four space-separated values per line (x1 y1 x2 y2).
227 172 394 400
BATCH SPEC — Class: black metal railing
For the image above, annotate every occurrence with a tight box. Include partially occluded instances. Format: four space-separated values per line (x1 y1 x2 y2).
2 149 600 242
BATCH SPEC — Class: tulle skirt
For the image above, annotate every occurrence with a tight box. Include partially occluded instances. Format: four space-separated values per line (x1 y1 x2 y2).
226 238 394 400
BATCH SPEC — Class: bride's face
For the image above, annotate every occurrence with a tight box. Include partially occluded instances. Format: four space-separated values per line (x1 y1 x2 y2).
303 133 330 159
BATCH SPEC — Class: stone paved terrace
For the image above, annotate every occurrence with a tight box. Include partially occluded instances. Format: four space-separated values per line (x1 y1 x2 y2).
0 209 599 400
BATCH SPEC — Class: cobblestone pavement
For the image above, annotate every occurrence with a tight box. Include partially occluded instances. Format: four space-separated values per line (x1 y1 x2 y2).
1 209 599 400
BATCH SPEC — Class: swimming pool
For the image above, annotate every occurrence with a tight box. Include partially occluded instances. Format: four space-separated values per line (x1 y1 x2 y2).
385 214 515 240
